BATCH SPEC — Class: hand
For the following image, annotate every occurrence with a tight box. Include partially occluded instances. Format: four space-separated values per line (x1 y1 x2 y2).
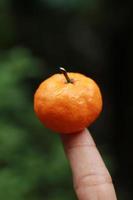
61 129 117 200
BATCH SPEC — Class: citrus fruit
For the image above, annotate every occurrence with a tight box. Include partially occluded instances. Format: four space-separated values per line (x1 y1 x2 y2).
34 68 103 134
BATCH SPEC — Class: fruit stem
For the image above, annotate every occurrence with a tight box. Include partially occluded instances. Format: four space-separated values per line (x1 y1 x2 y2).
60 67 73 83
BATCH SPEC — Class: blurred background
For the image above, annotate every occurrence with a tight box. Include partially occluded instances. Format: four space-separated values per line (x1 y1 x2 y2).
0 0 132 199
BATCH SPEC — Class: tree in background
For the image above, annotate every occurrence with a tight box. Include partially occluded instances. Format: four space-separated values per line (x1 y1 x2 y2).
0 48 76 200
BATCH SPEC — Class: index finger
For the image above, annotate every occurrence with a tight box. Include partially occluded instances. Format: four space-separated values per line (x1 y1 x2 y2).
61 129 117 200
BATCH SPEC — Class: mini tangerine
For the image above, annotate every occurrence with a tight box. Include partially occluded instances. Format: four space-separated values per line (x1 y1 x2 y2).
34 68 103 134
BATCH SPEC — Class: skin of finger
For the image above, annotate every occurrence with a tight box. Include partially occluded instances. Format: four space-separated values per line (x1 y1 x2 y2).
77 182 117 200
61 129 117 200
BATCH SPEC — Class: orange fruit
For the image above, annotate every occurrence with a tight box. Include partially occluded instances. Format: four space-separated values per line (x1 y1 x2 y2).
34 68 102 134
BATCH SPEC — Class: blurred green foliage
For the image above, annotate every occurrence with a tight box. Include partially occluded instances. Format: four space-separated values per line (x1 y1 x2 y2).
0 48 76 200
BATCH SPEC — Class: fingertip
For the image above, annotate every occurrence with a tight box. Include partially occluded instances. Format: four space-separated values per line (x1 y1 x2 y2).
61 128 95 149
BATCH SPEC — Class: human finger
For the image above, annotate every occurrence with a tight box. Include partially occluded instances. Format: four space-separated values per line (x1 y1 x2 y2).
61 129 117 200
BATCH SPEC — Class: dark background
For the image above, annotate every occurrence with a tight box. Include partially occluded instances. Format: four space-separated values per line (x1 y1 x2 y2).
0 0 132 199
